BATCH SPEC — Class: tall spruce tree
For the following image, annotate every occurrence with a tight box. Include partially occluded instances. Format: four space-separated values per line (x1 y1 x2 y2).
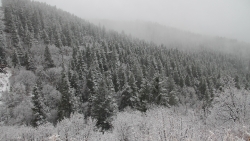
91 72 117 130
57 68 74 121
138 77 151 112
12 50 19 68
151 73 169 106
31 84 46 127
0 10 7 66
119 71 139 110
44 45 55 69
43 29 50 45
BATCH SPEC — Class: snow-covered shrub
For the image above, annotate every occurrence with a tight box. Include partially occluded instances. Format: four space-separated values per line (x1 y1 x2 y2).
56 113 97 141
0 107 249 141
208 86 250 126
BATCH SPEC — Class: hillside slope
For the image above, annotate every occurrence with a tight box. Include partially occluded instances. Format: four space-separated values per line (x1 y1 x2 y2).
0 0 249 132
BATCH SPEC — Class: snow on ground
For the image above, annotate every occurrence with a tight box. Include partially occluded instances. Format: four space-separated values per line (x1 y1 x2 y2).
0 68 11 104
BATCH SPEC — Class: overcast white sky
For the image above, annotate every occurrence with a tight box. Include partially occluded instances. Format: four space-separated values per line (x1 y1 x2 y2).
32 0 250 43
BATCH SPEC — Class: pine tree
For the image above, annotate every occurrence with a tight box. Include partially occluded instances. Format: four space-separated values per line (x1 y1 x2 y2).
31 84 46 127
100 49 108 72
57 68 74 121
25 30 34 48
151 73 160 103
119 71 140 110
12 50 19 68
49 28 55 45
86 58 101 116
76 51 87 80
159 75 169 106
173 70 180 85
234 75 240 89
3 5 13 33
85 45 92 68
90 73 117 130
55 30 63 48
61 34 68 46
0 14 7 66
112 70 120 92
185 75 191 87
66 25 74 47
198 77 207 100
131 61 144 89
67 70 80 113
179 76 184 88
11 17 21 48
138 78 151 112
24 52 35 71
127 71 139 108
44 45 55 69
43 30 50 45
18 22 25 40
167 76 178 106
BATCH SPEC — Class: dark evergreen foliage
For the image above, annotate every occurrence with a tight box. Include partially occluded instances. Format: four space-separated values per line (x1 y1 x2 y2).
31 84 45 127
43 45 55 69
57 68 73 121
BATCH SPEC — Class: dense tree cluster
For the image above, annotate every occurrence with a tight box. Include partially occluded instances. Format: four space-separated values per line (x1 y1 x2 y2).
0 0 250 131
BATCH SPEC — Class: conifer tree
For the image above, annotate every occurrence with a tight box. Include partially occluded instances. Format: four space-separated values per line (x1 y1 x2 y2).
91 72 117 130
179 76 184 88
26 30 34 48
85 45 92 68
43 45 55 69
138 78 151 112
24 52 35 71
0 15 7 66
43 30 50 45
76 51 87 80
18 23 25 40
234 75 240 89
10 17 21 48
151 73 168 105
118 66 127 91
86 56 101 115
173 71 180 85
185 75 191 87
12 50 19 68
55 30 63 48
49 29 55 45
112 70 120 92
31 84 46 127
100 49 108 71
57 68 74 121
127 71 139 107
131 61 144 89
3 5 13 33
167 76 178 106
119 71 139 110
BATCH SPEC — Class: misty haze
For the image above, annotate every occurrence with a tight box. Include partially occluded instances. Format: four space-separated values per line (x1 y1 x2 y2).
0 0 250 140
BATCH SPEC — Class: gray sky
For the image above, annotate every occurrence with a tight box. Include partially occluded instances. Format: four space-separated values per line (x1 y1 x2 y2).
33 0 250 43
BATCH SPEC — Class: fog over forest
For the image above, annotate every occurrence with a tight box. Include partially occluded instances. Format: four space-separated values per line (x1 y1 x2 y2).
34 0 250 43
0 0 250 140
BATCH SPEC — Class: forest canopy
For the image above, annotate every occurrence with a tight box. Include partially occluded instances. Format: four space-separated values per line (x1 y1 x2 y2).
0 0 250 140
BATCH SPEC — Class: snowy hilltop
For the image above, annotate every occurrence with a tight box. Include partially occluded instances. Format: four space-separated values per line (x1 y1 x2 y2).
0 68 11 104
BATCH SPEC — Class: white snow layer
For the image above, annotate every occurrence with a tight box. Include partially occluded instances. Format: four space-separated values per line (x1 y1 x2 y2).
0 68 11 104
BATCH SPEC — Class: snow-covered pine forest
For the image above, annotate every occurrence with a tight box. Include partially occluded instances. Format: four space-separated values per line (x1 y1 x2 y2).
0 0 250 140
